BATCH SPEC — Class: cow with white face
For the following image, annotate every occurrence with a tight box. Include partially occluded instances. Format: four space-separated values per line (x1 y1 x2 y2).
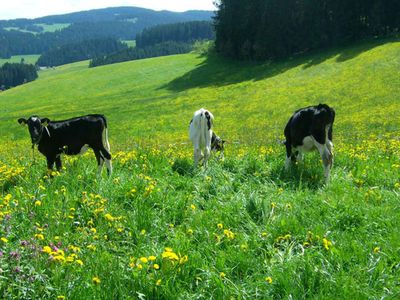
189 108 225 167
284 104 335 182
18 114 112 175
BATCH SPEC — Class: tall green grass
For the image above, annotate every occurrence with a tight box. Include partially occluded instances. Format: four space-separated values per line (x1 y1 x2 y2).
0 38 399 299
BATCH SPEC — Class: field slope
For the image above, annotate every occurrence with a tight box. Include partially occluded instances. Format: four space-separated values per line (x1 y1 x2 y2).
0 38 399 299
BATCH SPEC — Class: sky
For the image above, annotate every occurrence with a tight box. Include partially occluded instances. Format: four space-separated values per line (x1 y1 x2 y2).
0 0 216 20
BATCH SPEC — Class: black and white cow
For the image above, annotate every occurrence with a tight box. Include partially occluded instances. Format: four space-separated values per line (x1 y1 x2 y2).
18 114 112 175
284 104 335 181
189 108 225 167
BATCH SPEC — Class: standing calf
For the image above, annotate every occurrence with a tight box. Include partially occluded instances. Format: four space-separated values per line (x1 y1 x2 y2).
189 108 225 167
18 114 112 175
284 104 335 181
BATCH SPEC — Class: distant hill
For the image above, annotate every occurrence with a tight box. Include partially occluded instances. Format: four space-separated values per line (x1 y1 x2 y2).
0 7 214 34
0 7 214 58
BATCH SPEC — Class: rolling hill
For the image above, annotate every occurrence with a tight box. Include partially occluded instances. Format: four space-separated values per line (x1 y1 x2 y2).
0 38 399 298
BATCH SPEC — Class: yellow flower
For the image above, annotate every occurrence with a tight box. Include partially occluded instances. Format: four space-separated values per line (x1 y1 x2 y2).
265 276 273 284
1 237 8 243
187 229 193 235
148 255 157 261
322 238 333 250
87 244 96 251
35 234 44 240
220 272 226 278
217 223 223 229
92 276 101 285
190 204 196 210
57 296 66 300
261 232 268 237
35 200 42 206
90 228 97 234
75 259 84 266
117 227 123 233
140 229 146 235
137 264 143 270
373 247 380 253
104 213 115 222
156 279 162 286
42 246 52 254
140 257 148 263
153 264 160 270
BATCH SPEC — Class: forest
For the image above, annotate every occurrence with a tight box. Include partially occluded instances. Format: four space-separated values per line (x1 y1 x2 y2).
214 0 400 60
37 39 127 67
0 62 38 90
90 21 214 67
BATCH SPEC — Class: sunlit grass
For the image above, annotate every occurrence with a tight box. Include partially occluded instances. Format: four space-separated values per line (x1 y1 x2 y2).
0 38 399 298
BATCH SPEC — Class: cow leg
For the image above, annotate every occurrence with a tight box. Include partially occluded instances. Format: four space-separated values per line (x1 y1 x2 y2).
55 156 62 171
285 142 293 170
326 140 334 167
315 142 333 182
93 149 104 175
99 147 112 176
203 146 211 167
193 148 201 167
46 156 55 173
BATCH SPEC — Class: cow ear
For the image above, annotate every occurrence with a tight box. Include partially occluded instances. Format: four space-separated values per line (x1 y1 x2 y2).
18 118 27 126
41 118 50 126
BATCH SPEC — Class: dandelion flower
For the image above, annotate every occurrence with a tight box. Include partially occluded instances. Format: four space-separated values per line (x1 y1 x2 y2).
217 223 223 229
156 279 162 286
373 247 380 253
220 272 226 279
265 276 273 284
92 276 101 285
1 237 8 243
153 264 160 270
35 200 42 206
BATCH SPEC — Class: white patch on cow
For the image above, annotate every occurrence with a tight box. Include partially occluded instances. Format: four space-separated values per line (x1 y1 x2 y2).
79 144 89 155
189 108 214 167
296 136 316 153
31 117 38 122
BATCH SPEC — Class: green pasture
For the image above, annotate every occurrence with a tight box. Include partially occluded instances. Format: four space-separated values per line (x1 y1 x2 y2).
0 55 40 66
0 37 399 299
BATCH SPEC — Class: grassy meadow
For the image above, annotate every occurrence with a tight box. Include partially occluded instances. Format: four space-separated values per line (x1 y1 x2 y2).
0 55 40 66
0 38 399 299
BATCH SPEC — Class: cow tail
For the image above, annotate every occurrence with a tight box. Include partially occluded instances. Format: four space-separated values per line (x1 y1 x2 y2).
100 115 111 159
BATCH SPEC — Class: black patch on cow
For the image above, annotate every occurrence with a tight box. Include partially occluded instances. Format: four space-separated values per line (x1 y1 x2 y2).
284 103 335 159
18 114 111 173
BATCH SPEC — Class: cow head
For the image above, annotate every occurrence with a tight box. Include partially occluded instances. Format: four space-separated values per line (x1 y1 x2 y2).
211 135 226 153
18 116 50 145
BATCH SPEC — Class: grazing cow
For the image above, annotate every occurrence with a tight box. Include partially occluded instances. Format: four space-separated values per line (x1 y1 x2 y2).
284 104 335 181
18 114 112 175
189 108 225 167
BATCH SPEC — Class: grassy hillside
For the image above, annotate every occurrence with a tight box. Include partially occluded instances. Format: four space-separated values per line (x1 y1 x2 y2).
0 54 40 66
0 38 399 298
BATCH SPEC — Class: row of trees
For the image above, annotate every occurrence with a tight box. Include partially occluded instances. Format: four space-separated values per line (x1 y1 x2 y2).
0 63 38 90
37 38 127 67
90 42 192 67
214 0 400 60
136 21 214 47
90 21 215 67
0 22 138 58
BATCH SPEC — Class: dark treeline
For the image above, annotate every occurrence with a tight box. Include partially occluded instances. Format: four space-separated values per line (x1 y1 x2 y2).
37 38 127 67
0 22 138 58
89 41 192 67
0 7 213 59
136 21 215 47
90 21 216 67
214 0 400 60
0 63 38 90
